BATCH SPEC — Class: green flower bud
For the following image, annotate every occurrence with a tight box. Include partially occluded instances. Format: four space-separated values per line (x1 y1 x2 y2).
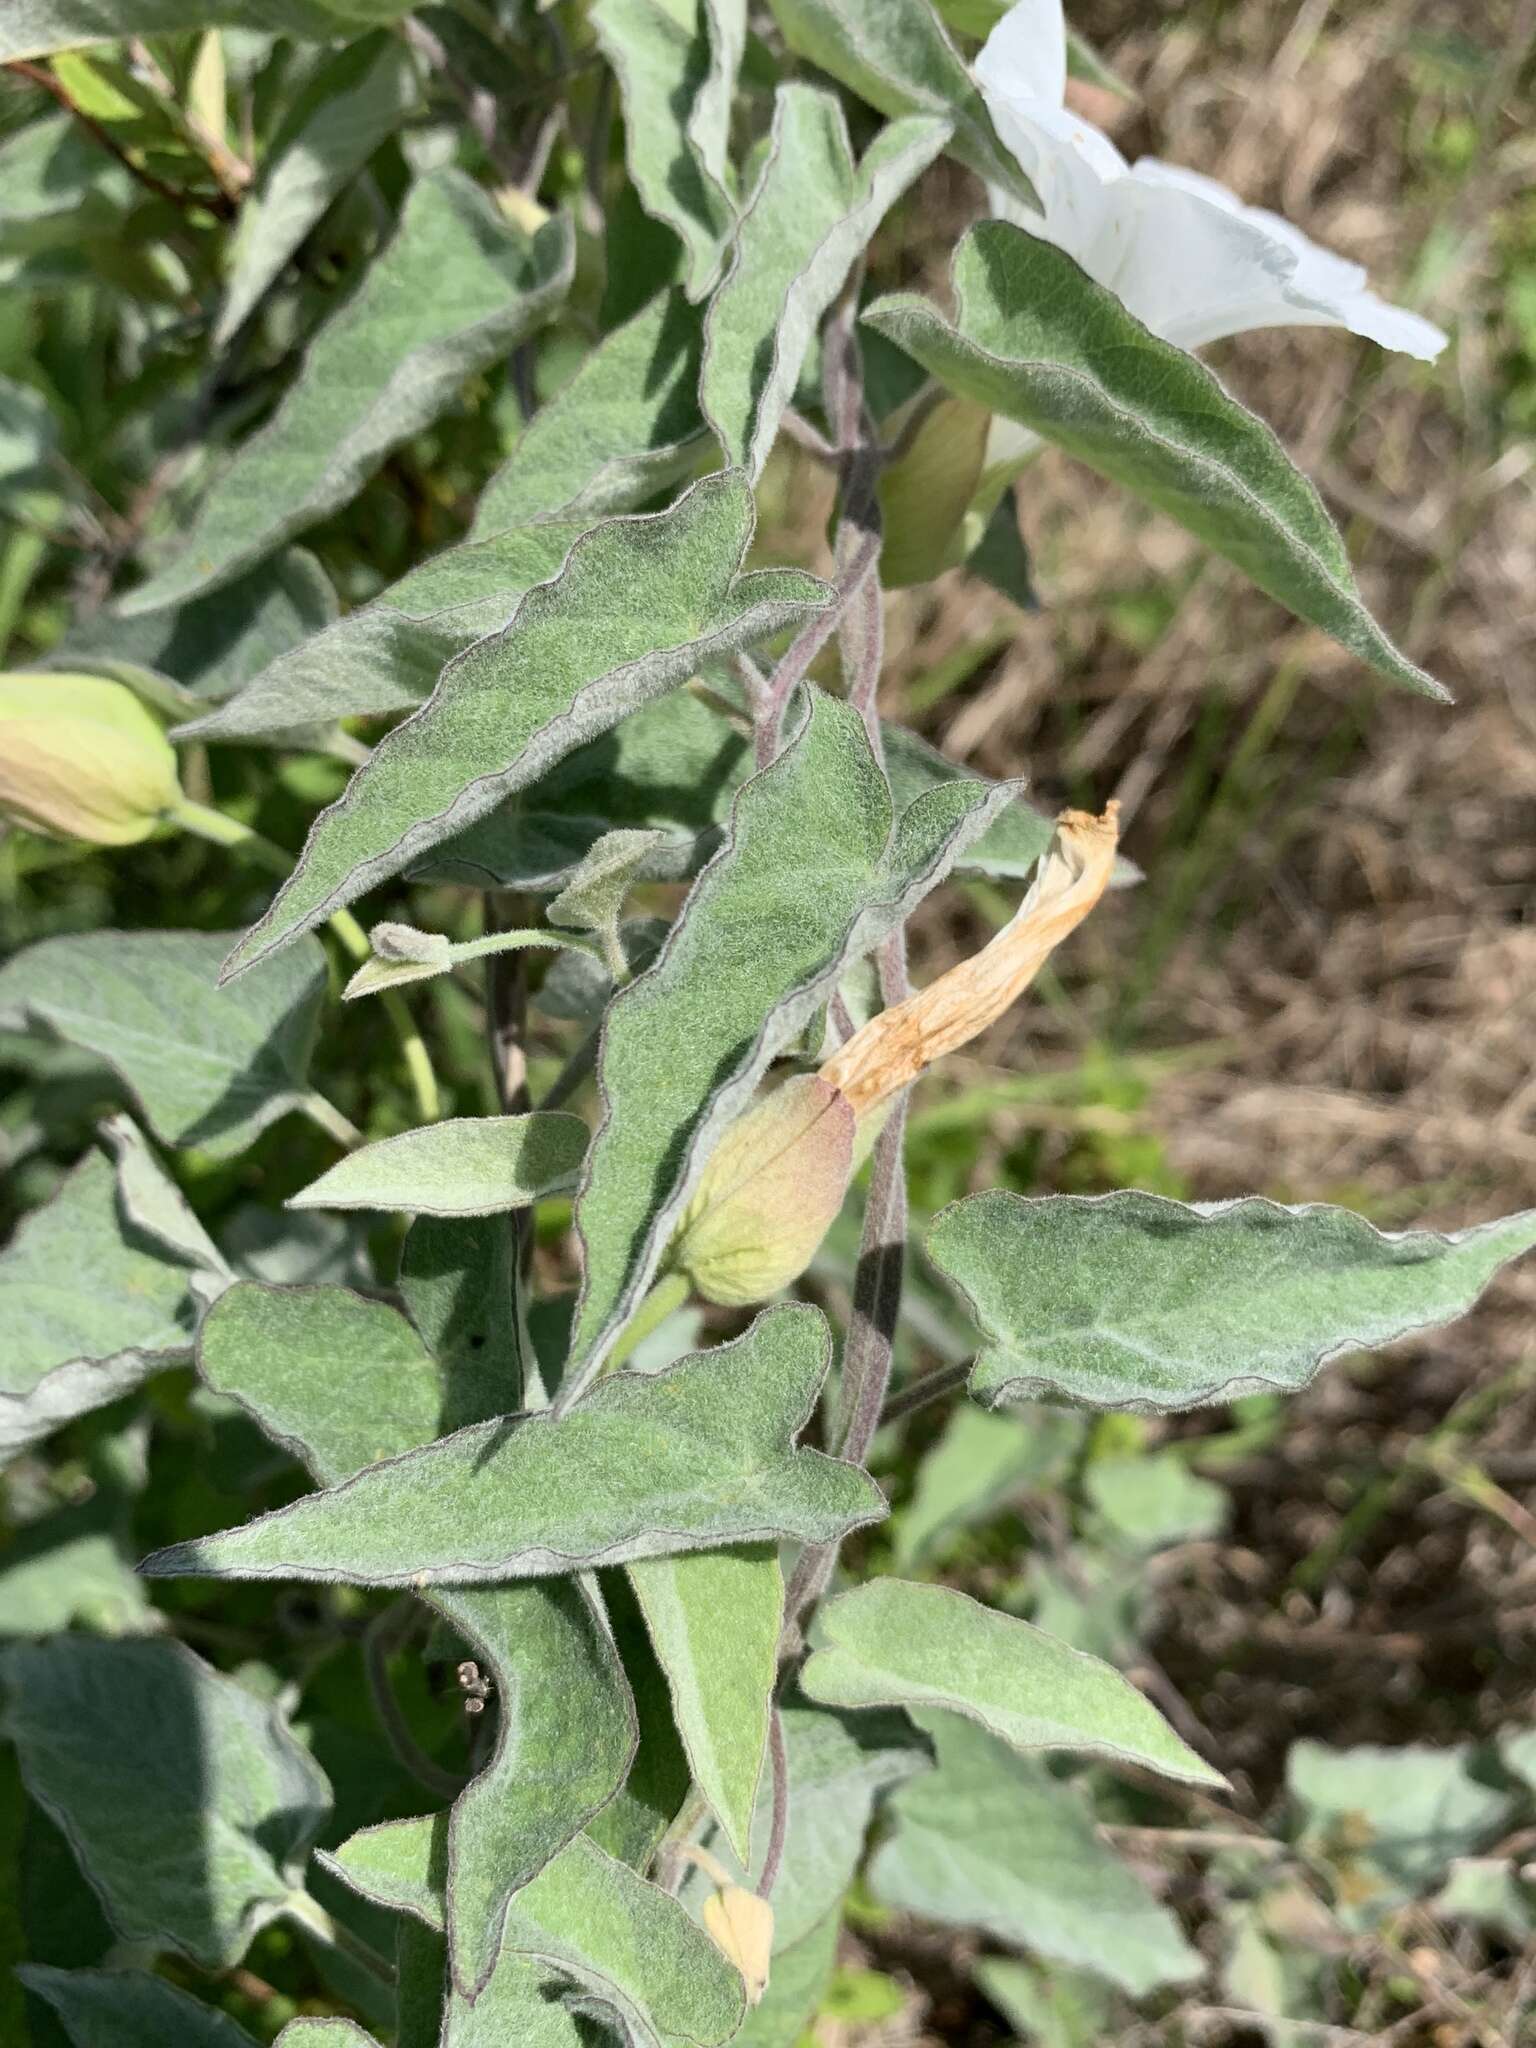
672 1075 856 1308
0 672 181 847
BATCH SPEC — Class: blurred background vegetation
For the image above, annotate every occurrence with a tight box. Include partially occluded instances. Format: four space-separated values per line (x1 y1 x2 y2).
2 0 1534 2042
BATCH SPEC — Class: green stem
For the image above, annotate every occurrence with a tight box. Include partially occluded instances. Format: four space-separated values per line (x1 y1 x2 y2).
300 1090 363 1151
283 1891 396 1987
173 801 442 1125
605 1269 690 1374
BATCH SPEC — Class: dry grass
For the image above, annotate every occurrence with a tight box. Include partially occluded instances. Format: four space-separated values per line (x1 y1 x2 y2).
829 2 1536 2040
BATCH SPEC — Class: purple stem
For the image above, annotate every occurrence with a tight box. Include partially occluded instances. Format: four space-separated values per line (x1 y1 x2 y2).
756 1709 792 1898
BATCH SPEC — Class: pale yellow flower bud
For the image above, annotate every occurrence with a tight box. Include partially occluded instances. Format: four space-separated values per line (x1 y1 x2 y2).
820 803 1120 1118
0 672 181 847
682 1845 774 2006
671 1074 856 1308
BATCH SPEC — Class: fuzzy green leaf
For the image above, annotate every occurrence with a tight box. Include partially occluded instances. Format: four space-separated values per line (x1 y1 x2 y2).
473 288 706 535
547 829 667 954
1288 1740 1514 1926
431 1583 636 2000
864 224 1447 699
0 1 398 60
329 1821 746 2048
563 689 1019 1397
216 34 418 345
679 1702 933 1952
0 1637 331 1969
16 1967 260 2048
767 0 1029 196
893 1404 1082 1571
802 1579 1224 1785
142 1302 884 1585
61 550 337 709
418 686 1055 894
198 1282 448 1476
121 174 573 614
629 1545 783 1863
0 928 327 1157
277 2026 385 2047
929 1189 1536 1411
176 525 586 744
701 87 948 475
440 1955 585 2046
591 0 736 299
1 1125 225 1457
869 1711 1201 1995
288 1113 588 1217
219 473 830 979
196 1271 632 1997
398 1212 524 1423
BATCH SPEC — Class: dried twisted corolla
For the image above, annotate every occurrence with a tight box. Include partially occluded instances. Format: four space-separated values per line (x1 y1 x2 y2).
670 803 1121 1306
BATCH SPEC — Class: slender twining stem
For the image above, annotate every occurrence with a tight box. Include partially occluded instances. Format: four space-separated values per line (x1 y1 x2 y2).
774 268 916 1665
752 529 879 768
300 1090 364 1151
756 1708 791 1899
174 800 442 1125
879 1359 971 1428
284 1891 396 1987
4 59 237 219
363 1597 467 1804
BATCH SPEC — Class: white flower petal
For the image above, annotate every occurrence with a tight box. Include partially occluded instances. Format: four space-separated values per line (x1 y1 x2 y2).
1125 158 1446 360
975 0 1069 112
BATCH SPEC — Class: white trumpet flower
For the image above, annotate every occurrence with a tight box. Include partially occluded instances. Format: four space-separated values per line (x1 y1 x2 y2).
976 0 1446 360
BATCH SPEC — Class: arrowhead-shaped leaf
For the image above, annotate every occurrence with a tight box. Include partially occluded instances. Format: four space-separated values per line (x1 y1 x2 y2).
0 927 327 1157
864 224 1447 699
629 1545 783 1864
802 1578 1224 1785
1 1123 226 1456
195 1274 635 2000
473 288 706 535
767 0 1031 198
328 1821 747 2048
701 86 948 476
288 1113 588 1217
17 1967 260 2048
432 1583 636 1999
591 0 737 298
219 472 830 979
929 1189 1536 1411
143 1302 884 1585
563 689 1019 1397
0 1637 331 1969
121 173 573 614
869 1711 1201 1995
176 524 586 744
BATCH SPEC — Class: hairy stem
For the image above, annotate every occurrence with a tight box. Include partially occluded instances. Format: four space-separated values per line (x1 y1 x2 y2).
174 801 442 1125
756 1708 791 1899
363 1597 467 1805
